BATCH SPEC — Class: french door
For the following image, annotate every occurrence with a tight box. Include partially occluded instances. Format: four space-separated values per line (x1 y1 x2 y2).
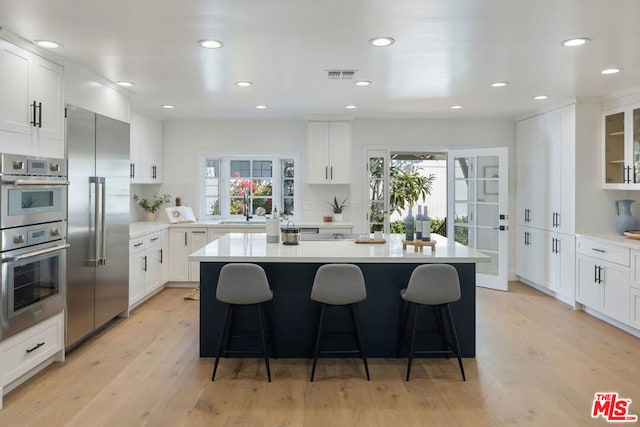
447 148 509 291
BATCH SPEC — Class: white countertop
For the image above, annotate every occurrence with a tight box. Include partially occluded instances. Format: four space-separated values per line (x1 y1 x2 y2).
188 233 491 264
576 232 640 249
129 219 353 239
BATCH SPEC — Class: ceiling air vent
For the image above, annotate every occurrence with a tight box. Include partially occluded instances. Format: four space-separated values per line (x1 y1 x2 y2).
327 70 357 80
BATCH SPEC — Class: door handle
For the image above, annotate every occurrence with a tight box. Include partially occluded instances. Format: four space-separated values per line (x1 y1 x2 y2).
492 225 507 231
31 100 37 126
160 248 163 264
143 255 148 272
37 102 42 128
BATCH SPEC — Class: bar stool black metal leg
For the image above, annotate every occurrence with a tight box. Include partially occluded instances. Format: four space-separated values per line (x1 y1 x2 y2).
257 303 272 382
262 303 277 359
310 304 326 382
212 304 233 381
445 304 466 381
435 305 449 359
406 303 419 381
350 304 370 381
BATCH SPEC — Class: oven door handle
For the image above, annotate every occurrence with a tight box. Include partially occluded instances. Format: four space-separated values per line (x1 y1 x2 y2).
2 179 70 186
2 243 70 263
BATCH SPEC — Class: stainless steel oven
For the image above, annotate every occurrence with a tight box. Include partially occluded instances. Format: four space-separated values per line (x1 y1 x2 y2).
1 153 68 229
1 222 68 341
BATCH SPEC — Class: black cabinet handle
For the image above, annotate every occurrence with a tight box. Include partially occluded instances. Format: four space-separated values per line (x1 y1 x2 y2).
143 255 148 272
597 266 603 284
133 242 143 247
37 102 42 127
160 248 163 264
331 166 333 180
30 100 37 126
594 265 598 283
325 166 328 180
184 232 188 246
591 248 605 253
26 342 45 353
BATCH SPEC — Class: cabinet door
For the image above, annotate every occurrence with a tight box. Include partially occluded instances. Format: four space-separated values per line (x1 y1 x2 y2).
189 229 209 282
158 230 169 284
0 40 32 136
602 262 630 324
32 56 64 142
603 109 627 188
146 118 163 182
307 121 330 183
328 121 351 184
144 245 161 294
129 253 145 307
168 229 190 281
129 111 143 183
515 120 530 226
543 232 559 292
576 255 603 310
556 233 576 300
557 106 576 234
630 287 640 329
528 115 546 229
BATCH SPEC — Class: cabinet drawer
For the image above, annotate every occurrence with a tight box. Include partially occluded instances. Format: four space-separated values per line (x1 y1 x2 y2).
576 237 630 266
146 232 162 247
130 238 145 254
1 312 63 386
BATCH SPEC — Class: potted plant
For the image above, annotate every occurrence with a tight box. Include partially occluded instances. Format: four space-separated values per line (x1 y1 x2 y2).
133 193 172 221
328 196 348 222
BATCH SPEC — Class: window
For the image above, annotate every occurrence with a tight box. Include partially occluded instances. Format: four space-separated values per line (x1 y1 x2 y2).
202 156 295 218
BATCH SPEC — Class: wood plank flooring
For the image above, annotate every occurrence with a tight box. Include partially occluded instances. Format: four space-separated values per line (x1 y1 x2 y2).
1 282 639 426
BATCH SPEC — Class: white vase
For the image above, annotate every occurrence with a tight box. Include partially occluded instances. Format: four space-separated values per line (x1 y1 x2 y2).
333 213 343 222
374 231 383 240
145 211 157 222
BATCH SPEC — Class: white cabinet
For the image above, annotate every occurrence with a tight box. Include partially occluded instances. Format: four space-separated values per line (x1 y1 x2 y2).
630 286 640 329
130 111 163 183
129 230 169 308
307 121 351 184
543 232 575 299
516 226 544 285
0 311 64 410
0 39 64 158
576 237 630 324
168 228 208 282
516 106 575 233
602 105 640 189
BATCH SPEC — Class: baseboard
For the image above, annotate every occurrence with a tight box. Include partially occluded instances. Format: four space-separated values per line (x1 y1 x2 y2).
517 277 577 309
583 308 640 339
164 281 199 289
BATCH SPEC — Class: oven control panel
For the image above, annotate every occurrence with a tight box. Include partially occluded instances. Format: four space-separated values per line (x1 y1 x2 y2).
1 221 67 252
1 153 66 177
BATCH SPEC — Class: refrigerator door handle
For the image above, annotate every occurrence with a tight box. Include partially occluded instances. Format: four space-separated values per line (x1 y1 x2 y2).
88 176 101 267
99 177 107 265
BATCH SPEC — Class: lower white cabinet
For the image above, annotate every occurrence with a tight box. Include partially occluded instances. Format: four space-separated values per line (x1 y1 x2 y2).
516 226 544 285
630 286 640 329
129 230 168 308
543 232 575 299
576 237 630 325
0 311 64 410
168 228 208 282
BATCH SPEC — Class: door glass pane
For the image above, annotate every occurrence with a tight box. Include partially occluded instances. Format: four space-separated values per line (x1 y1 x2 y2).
477 204 498 227
634 109 640 183
454 202 473 225
368 155 386 233
604 112 625 184
454 179 474 202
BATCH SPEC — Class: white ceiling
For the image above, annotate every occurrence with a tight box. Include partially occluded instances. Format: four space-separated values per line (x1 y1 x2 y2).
1 0 639 120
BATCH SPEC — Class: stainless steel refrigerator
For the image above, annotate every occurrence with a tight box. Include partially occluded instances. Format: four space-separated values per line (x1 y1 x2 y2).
65 105 130 348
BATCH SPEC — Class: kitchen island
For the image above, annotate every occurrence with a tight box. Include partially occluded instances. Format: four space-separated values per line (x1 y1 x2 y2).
190 233 490 358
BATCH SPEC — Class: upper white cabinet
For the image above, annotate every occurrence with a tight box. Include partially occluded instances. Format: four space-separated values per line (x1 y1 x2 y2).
602 105 640 189
516 105 575 234
0 39 64 157
307 121 351 184
130 111 163 183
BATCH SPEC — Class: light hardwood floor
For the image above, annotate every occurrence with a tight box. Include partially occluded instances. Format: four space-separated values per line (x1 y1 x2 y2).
1 282 639 426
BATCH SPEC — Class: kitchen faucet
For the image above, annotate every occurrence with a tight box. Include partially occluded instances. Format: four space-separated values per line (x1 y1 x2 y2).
244 199 253 222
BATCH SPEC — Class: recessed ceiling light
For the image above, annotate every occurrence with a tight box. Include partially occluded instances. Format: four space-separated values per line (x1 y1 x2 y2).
256 105 267 109
161 105 175 109
355 80 372 87
562 37 590 47
369 37 395 47
33 39 62 49
450 105 463 110
533 95 549 100
235 81 253 87
491 82 508 87
116 81 135 87
198 39 224 49
345 105 358 109
601 68 622 75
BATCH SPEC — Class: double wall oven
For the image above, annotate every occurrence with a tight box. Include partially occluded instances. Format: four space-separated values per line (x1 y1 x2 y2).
0 153 68 341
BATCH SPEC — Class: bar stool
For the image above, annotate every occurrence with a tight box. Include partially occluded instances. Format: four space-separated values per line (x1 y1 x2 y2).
212 263 274 382
397 264 466 381
310 264 370 382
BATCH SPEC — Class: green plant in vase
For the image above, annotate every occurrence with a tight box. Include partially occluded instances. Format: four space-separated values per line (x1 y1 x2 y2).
133 193 172 220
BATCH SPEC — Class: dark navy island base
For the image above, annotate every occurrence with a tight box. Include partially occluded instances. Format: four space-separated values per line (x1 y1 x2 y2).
199 262 476 358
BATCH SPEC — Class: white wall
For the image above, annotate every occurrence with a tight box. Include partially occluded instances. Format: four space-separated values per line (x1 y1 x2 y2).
161 117 515 226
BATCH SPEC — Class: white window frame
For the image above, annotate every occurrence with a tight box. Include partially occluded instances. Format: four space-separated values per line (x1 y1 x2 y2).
197 154 299 220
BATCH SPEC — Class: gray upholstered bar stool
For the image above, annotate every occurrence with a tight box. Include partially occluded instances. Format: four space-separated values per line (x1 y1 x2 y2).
397 264 466 381
310 264 370 382
212 263 274 382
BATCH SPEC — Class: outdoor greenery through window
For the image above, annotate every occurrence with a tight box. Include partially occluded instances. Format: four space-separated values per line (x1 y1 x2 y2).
204 157 295 218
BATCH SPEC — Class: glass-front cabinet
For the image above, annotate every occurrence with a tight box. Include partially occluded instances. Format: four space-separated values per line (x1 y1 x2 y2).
603 106 640 189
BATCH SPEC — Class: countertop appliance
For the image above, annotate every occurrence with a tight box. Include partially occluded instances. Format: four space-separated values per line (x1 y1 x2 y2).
0 153 69 341
65 105 130 348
